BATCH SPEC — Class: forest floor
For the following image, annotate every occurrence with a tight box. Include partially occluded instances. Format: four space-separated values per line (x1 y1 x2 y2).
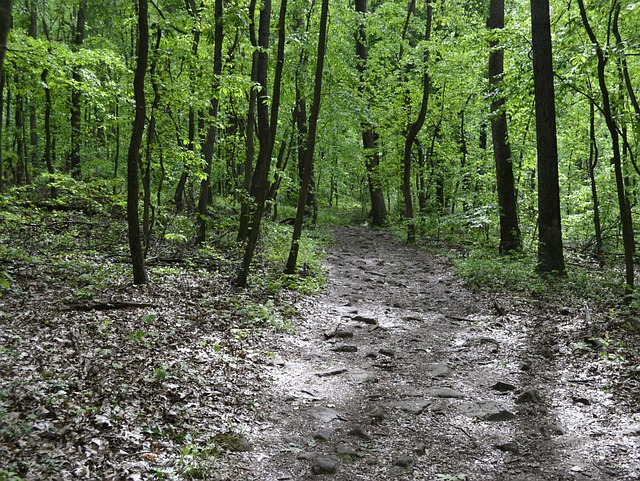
1 223 640 480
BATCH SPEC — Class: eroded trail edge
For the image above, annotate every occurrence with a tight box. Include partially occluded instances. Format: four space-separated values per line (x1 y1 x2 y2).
237 226 639 481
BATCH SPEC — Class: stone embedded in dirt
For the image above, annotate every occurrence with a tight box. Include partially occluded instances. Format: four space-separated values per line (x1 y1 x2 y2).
335 442 357 456
397 385 422 397
316 368 348 377
572 396 591 406
560 306 571 315
460 401 515 421
415 442 427 455
365 351 378 359
388 466 408 478
540 423 564 436
379 348 395 357
348 370 379 384
297 452 318 461
335 328 354 338
424 362 452 378
387 400 432 415
491 381 517 392
314 428 334 441
494 441 520 454
394 455 414 467
520 362 531 371
282 436 303 447
515 389 543 404
367 405 386 423
330 345 358 353
307 406 344 422
353 315 378 325
348 424 371 441
311 456 338 475
425 387 465 399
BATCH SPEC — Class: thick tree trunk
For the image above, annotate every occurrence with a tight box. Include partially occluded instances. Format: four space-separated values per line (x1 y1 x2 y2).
355 0 387 227
489 0 521 252
577 0 633 290
127 0 149 285
284 0 329 274
530 0 565 273
0 0 11 83
70 0 87 177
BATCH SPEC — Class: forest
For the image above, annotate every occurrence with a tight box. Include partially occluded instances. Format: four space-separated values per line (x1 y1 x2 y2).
0 0 639 479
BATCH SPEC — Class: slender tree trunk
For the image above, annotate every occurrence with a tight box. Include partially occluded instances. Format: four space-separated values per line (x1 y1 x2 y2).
28 0 38 172
355 0 387 227
195 0 223 245
236 0 288 286
577 0 633 290
0 72 4 192
489 0 521 252
15 87 25 185
127 0 149 285
401 1 432 243
0 0 12 83
142 27 162 251
175 1 202 212
70 0 87 177
237 0 259 241
530 0 565 273
284 0 329 274
587 101 604 265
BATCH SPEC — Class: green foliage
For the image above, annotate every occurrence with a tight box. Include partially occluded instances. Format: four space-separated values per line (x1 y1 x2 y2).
453 248 622 304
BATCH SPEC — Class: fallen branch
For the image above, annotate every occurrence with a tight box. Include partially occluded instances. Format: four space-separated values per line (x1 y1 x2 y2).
64 301 155 312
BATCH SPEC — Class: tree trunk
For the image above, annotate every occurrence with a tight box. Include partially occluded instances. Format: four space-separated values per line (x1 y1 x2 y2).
284 0 329 274
530 0 565 274
0 0 12 83
237 0 259 241
236 0 288 286
401 1 432 243
143 27 162 252
489 0 521 252
577 0 633 290
195 0 223 245
70 0 87 177
587 101 604 265
355 0 387 227
127 0 149 285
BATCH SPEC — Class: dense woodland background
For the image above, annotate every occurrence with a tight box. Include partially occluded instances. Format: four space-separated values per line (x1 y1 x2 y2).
0 0 638 291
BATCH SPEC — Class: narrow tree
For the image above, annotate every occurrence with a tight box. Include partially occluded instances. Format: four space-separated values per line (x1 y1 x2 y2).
577 0 634 290
401 0 432 243
488 0 520 252
355 0 387 227
194 0 223 244
530 0 565 273
70 0 87 177
127 0 149 285
0 0 11 192
284 0 329 274
236 0 287 286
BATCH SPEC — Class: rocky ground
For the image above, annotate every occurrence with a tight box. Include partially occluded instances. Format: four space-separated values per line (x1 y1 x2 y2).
229 226 640 481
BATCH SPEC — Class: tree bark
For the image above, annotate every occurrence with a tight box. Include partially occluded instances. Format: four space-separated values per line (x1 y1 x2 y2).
70 0 87 177
236 0 288 286
401 0 432 243
577 0 633 290
530 0 565 273
587 101 604 265
488 0 521 252
284 0 329 274
127 0 149 285
355 0 387 227
195 0 224 245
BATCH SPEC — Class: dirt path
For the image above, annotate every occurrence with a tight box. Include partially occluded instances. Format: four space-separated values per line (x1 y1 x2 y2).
234 226 639 480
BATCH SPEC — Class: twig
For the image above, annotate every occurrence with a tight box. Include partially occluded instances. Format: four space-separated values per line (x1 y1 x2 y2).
64 301 154 312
